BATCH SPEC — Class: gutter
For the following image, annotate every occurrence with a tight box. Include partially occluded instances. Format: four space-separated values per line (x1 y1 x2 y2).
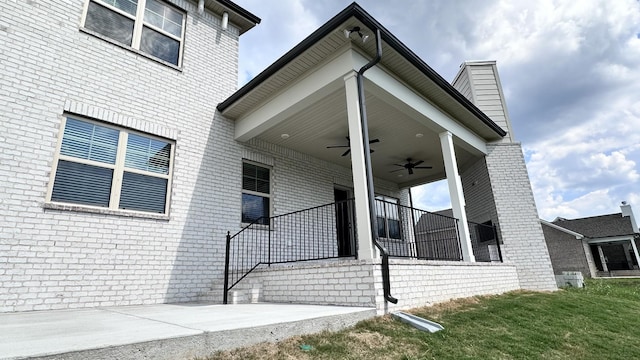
358 28 398 305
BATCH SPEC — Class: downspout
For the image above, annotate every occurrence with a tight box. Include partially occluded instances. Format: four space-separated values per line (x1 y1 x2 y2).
356 28 398 304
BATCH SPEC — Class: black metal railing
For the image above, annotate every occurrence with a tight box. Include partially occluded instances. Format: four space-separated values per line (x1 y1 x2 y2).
223 198 503 304
468 221 503 262
375 199 463 261
223 199 356 304
374 199 502 263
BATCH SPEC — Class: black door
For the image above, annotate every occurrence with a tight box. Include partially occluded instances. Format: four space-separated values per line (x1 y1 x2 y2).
334 188 354 257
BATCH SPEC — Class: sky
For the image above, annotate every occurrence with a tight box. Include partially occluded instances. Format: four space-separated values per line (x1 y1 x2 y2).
232 0 640 221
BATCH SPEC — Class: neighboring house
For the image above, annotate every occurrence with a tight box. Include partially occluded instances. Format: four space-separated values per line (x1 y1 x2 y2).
542 202 640 278
1 1 557 314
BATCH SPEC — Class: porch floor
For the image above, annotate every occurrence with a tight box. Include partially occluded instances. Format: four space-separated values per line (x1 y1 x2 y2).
0 303 376 360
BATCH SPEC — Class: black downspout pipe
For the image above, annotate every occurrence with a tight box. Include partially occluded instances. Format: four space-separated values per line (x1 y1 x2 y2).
356 28 398 305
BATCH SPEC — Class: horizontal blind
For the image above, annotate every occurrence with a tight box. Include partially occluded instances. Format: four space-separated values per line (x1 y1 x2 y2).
61 118 119 164
119 171 167 213
51 160 114 207
125 133 170 174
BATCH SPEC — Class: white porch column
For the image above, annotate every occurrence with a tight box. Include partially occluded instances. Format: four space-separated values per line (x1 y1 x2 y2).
630 239 640 270
344 72 375 260
439 131 475 262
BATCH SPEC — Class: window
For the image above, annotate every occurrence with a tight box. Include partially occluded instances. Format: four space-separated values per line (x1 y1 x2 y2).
375 195 401 240
48 116 174 214
477 220 496 243
241 162 271 225
83 0 186 66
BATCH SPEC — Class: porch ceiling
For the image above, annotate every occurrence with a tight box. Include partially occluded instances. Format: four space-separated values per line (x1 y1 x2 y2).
255 86 479 188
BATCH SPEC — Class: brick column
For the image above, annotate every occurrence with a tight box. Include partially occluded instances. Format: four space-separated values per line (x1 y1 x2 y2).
485 143 557 290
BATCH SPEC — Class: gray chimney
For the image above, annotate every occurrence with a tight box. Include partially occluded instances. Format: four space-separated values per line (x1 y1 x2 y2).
621 201 639 233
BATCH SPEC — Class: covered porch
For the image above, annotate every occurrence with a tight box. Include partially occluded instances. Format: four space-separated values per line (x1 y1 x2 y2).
589 236 640 276
216 4 517 309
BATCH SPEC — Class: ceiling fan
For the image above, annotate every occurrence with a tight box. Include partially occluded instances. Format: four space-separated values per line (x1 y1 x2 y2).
326 136 380 157
390 158 432 175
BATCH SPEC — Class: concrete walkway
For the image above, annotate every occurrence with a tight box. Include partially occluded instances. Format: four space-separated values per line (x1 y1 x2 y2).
0 303 376 360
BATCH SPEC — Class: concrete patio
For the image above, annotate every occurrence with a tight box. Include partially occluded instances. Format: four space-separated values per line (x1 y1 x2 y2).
0 303 376 360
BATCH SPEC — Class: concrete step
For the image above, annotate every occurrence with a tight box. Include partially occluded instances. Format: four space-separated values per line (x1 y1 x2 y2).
198 288 261 304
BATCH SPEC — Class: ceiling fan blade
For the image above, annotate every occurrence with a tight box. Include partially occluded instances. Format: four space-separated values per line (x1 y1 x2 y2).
393 164 405 168
341 149 351 157
389 168 404 173
414 166 432 169
369 138 380 144
326 145 350 148
413 160 424 166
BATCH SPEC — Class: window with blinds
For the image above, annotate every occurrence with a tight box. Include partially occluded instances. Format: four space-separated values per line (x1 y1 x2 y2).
241 161 271 225
83 0 185 66
49 116 174 214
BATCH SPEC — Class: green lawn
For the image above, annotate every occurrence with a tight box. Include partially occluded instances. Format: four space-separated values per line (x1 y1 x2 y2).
205 279 640 359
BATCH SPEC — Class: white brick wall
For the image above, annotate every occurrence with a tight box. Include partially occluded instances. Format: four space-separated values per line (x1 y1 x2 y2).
375 259 520 314
228 260 378 307
484 143 557 291
0 0 405 312
225 259 519 315
0 0 244 312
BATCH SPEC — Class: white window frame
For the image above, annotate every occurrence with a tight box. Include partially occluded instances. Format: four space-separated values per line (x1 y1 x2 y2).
80 0 187 67
241 160 272 225
46 115 175 216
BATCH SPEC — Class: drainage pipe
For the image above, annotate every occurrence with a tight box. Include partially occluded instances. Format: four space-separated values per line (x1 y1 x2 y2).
356 28 398 304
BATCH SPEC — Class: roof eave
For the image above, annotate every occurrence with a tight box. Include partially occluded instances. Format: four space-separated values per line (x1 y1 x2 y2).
218 2 506 138
207 0 261 35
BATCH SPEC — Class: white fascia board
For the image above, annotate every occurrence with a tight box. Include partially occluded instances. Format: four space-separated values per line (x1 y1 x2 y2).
358 55 488 154
234 49 358 141
540 220 585 239
587 235 635 244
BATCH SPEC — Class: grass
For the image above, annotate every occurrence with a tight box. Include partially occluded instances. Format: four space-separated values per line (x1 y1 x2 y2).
203 278 640 359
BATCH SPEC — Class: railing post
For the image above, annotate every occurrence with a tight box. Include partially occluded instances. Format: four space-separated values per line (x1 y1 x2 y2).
223 231 231 305
493 225 503 262
455 218 463 261
268 217 272 266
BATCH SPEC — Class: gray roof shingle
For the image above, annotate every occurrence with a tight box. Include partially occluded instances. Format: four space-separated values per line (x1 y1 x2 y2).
552 213 635 238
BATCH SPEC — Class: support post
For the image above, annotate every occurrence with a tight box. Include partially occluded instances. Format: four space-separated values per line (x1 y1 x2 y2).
597 245 609 272
223 231 231 304
439 131 475 262
344 71 375 260
630 238 640 270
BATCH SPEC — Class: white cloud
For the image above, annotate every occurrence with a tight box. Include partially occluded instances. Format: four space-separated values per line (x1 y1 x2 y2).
411 180 451 212
234 0 322 85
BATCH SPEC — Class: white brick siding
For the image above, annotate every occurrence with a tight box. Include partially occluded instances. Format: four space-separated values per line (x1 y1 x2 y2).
0 0 404 311
224 259 519 315
376 259 520 314
228 260 378 307
484 143 557 291
1 0 244 312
